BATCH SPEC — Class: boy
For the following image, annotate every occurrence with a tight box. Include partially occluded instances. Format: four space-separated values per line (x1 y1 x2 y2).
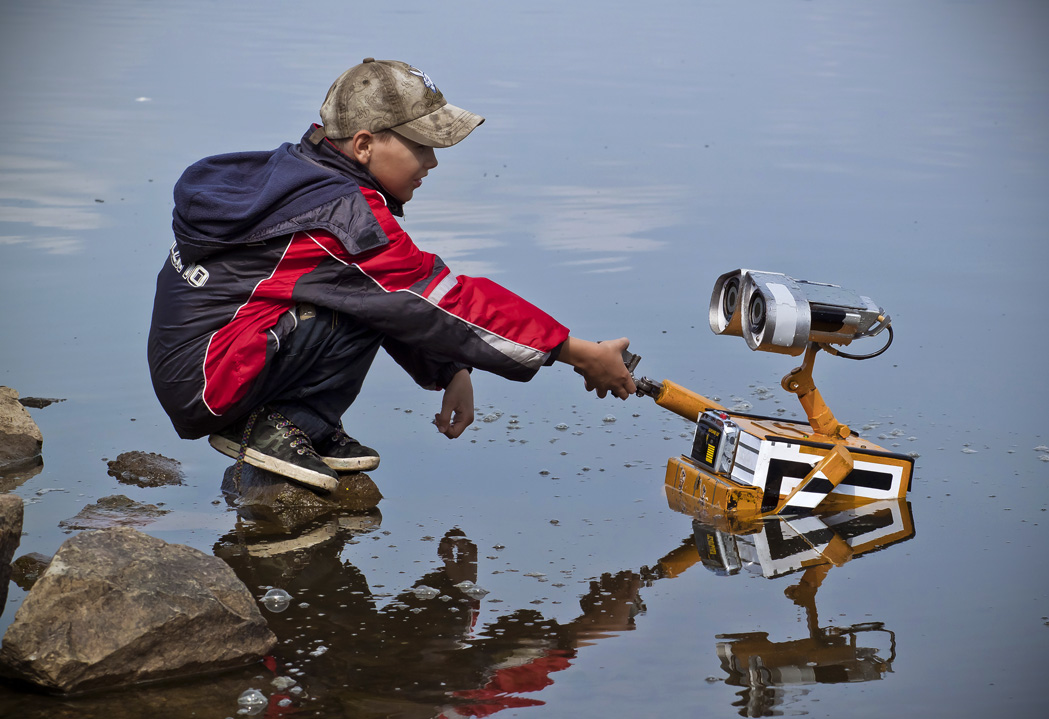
148 58 636 492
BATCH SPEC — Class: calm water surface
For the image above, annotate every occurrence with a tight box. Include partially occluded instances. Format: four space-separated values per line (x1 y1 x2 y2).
1 1 1047 717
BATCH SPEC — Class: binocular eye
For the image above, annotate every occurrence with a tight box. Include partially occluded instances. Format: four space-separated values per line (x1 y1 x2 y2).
709 269 885 356
721 277 739 323
747 293 766 335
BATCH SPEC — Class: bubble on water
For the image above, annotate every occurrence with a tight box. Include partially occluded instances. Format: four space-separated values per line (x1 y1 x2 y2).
555 423 569 430
524 572 547 579
602 415 616 423
482 412 502 423
1038 454 1049 462
309 645 328 657
539 469 550 476
1034 445 1048 451
238 688 267 712
277 699 293 708
730 401 752 412
271 676 297 691
464 585 490 600
962 448 978 454
412 585 440 599
260 588 292 613
454 580 476 591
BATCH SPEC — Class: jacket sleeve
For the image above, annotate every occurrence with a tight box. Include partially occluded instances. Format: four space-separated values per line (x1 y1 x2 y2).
302 187 570 384
381 336 471 391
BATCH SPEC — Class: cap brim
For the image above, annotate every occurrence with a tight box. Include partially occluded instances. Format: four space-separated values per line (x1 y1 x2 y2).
389 103 485 148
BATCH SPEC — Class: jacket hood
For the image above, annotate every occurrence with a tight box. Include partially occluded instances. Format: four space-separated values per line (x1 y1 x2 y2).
171 125 402 264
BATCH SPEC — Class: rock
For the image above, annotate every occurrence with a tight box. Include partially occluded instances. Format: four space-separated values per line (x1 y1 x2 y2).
0 387 43 473
17 397 64 409
1 493 24 616
10 552 51 590
0 527 276 693
105 451 184 487
222 463 382 531
0 494 23 565
58 495 170 532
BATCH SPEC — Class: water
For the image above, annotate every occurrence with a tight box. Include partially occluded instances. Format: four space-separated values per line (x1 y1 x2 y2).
1 0 1047 717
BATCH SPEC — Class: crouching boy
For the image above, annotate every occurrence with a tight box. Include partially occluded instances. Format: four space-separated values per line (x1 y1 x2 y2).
148 58 635 492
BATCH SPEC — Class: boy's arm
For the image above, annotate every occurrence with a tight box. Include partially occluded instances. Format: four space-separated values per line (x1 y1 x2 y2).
556 337 637 400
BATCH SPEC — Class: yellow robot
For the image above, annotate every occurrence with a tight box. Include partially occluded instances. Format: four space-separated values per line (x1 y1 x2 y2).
629 270 914 519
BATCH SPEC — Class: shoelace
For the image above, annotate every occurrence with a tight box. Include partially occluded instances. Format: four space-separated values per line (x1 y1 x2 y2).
330 428 356 447
272 415 318 455
231 407 264 491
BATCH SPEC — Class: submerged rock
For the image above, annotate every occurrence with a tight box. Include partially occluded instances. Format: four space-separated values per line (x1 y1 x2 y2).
58 495 170 531
106 451 184 488
17 397 65 409
0 526 276 694
10 552 51 590
1 493 24 616
0 387 43 473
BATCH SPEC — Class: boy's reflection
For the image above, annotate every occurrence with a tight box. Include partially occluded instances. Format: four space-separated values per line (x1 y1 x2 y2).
213 512 642 718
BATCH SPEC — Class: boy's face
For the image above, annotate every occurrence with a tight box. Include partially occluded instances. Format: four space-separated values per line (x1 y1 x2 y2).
358 132 438 204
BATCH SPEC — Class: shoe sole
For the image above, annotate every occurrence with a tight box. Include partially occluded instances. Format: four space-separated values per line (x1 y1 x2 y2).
209 435 339 492
320 454 380 472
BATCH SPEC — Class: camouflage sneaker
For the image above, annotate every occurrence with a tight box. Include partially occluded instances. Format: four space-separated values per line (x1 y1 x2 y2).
315 427 380 472
209 409 339 492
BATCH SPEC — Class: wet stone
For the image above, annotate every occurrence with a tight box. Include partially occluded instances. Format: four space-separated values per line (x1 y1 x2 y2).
58 494 170 531
17 397 65 409
1 493 25 616
0 527 276 693
0 387 43 474
221 464 382 531
106 451 184 487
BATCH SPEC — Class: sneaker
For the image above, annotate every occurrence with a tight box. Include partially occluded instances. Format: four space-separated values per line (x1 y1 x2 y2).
209 409 339 492
315 427 380 472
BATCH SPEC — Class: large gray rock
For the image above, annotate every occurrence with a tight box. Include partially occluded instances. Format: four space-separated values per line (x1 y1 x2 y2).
0 527 276 693
0 493 24 616
0 387 43 473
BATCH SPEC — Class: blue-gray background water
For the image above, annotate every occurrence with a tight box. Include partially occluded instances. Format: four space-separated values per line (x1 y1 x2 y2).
1 1 1047 717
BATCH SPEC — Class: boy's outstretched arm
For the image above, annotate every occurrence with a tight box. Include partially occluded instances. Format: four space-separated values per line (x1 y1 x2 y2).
434 368 475 439
557 337 637 400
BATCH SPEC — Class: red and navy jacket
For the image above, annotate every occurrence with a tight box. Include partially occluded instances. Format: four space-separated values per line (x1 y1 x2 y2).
148 126 569 439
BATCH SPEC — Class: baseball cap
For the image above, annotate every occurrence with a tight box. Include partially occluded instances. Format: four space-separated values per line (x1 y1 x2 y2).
320 58 484 148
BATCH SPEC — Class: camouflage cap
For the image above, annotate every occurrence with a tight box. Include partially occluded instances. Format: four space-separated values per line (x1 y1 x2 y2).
320 58 484 148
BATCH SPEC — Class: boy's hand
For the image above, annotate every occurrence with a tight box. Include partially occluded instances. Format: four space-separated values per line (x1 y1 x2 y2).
434 369 475 439
557 337 637 400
